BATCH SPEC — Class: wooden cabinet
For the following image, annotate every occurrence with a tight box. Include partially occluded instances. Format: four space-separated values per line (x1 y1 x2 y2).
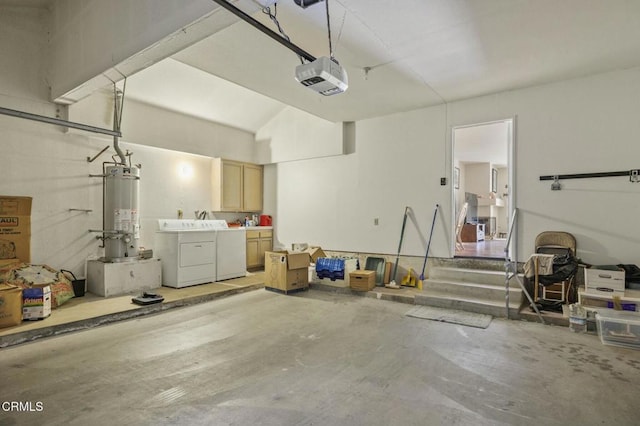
246 229 273 269
242 163 263 212
212 158 263 212
461 223 485 242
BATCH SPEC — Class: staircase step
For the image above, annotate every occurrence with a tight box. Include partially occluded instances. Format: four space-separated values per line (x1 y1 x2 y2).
431 257 507 271
415 290 520 318
424 279 523 304
428 267 521 286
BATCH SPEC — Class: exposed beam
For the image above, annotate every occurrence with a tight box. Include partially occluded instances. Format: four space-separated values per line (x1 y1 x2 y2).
211 0 316 63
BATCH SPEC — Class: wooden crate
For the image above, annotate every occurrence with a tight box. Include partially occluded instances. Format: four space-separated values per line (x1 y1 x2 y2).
349 270 376 292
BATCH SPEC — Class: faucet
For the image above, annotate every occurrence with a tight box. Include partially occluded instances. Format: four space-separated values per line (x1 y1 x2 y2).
194 210 210 220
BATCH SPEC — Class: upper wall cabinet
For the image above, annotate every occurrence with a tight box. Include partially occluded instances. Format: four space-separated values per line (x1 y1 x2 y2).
212 159 263 212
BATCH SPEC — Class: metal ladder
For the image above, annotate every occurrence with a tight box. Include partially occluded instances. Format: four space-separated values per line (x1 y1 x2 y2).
504 208 545 324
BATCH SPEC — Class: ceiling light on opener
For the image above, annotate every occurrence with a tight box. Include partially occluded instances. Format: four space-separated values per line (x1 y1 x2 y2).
295 56 348 96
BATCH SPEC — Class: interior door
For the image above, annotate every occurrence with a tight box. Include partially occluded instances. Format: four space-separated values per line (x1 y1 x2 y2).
452 118 514 259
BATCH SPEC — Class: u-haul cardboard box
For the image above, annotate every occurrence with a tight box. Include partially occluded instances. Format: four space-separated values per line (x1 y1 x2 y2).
0 283 23 328
265 251 310 292
22 286 51 320
0 196 32 263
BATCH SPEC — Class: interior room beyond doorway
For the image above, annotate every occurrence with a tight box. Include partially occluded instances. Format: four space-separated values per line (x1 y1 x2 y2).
453 120 512 259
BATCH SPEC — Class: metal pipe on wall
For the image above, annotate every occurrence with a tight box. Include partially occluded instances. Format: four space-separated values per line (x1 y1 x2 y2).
0 106 121 137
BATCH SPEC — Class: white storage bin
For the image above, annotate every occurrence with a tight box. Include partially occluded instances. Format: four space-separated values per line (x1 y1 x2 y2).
585 268 625 295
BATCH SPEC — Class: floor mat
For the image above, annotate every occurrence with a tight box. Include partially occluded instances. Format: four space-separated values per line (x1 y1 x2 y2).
405 306 493 329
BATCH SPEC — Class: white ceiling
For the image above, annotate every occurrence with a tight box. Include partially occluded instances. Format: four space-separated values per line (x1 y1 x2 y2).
125 58 286 133
123 0 640 133
8 0 640 134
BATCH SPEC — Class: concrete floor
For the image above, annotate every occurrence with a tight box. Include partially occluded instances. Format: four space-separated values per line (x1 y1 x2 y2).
1 289 639 426
0 273 265 348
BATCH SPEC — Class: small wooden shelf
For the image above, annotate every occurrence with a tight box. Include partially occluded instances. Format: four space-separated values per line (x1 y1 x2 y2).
579 288 640 311
461 223 485 242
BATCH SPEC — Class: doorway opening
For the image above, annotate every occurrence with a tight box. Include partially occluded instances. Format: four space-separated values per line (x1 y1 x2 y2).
452 119 514 259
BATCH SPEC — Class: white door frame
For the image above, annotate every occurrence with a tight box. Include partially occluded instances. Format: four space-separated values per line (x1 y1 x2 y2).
450 117 517 259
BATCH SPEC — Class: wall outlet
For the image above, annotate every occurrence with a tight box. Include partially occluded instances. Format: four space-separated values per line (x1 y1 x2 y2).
440 177 447 186
374 218 379 226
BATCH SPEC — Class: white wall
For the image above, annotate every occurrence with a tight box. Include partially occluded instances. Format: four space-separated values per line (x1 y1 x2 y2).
119 142 213 249
0 114 225 277
0 7 255 277
0 6 50 113
269 107 451 258
449 68 640 264
1 7 102 274
465 163 491 196
255 106 344 164
268 67 640 265
1 116 104 273
69 92 256 161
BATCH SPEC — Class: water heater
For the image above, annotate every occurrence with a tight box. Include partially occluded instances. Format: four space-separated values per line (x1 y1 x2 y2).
103 165 140 261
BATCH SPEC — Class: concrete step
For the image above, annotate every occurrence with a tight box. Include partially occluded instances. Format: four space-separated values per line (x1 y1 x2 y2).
415 290 520 318
424 278 523 305
428 267 522 286
431 257 508 271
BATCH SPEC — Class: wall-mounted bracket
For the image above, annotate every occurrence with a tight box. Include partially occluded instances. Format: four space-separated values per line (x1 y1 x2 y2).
540 169 640 187
87 146 110 163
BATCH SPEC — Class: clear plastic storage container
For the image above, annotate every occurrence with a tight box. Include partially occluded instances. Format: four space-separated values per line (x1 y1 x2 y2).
595 310 640 350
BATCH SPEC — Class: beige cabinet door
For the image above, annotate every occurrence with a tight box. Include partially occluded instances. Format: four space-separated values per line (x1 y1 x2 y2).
246 238 260 268
258 237 272 266
247 229 272 268
212 159 263 212
243 163 263 212
221 161 243 211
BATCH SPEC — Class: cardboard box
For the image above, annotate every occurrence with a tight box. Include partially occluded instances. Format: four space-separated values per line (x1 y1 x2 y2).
350 270 376 291
22 285 51 320
291 243 309 252
384 262 392 284
0 283 22 328
265 251 310 292
0 196 32 263
303 247 326 264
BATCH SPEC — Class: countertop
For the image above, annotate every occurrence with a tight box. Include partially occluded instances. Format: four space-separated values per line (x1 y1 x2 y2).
234 226 273 230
